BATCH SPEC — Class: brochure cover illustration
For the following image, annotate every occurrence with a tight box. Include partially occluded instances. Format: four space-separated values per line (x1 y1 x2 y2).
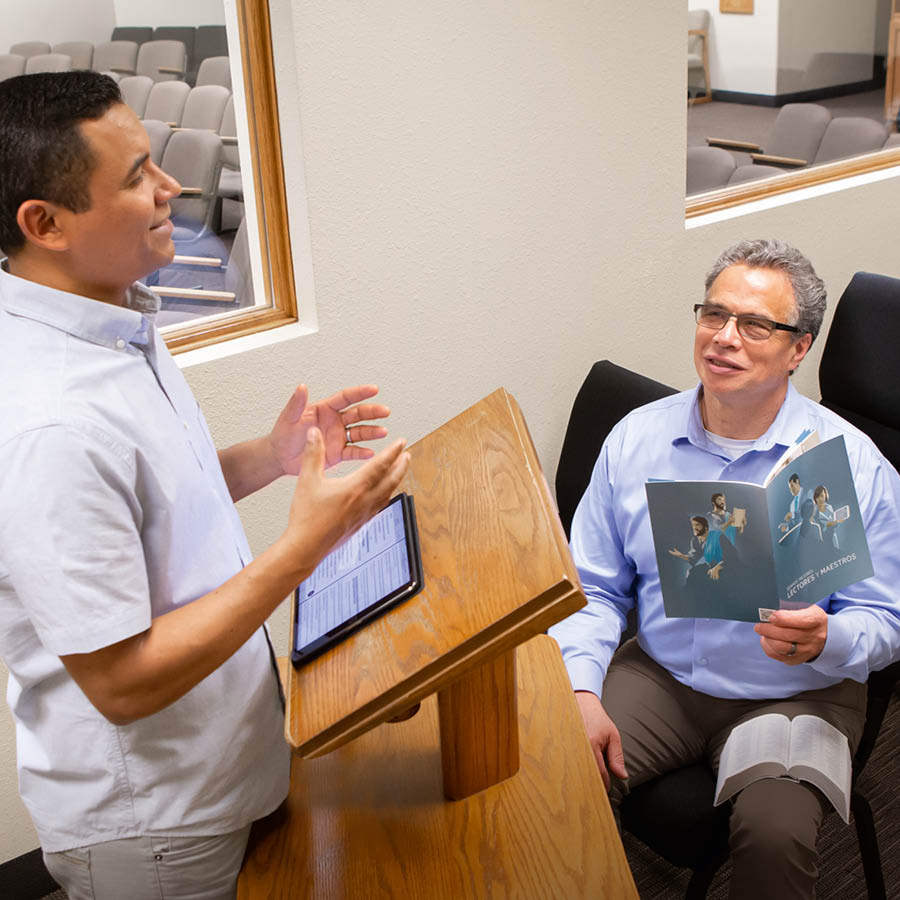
645 435 874 622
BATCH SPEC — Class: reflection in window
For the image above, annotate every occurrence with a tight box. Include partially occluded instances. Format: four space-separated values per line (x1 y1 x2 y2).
686 0 900 199
1 14 258 331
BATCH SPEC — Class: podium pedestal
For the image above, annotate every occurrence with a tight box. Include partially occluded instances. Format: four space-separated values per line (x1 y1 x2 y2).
239 637 638 899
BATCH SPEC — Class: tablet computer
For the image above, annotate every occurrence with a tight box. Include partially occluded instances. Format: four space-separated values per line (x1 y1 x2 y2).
291 492 424 666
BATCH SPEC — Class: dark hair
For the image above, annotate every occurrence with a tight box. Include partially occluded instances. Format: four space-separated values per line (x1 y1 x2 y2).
789 473 800 485
813 485 828 502
711 492 724 505
0 71 122 252
691 515 709 535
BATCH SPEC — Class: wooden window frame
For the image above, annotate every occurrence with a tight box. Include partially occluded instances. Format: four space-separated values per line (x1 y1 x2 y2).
686 145 900 220
164 0 298 354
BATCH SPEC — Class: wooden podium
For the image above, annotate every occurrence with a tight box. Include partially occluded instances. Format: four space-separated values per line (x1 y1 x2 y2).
239 390 638 899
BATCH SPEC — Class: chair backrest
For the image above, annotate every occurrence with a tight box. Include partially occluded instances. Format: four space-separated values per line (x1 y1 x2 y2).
218 94 239 169
24 53 72 75
180 84 231 132
51 42 93 70
111 27 152 46
92 41 138 76
766 102 831 162
136 40 187 83
10 42 50 59
143 80 191 126
153 27 196 73
812 117 889 165
162 128 223 235
195 25 229 64
686 146 735 195
119 75 154 117
225 216 254 306
555 361 678 537
195 56 231 90
0 54 26 81
818 272 900 469
142 118 174 165
687 10 709 58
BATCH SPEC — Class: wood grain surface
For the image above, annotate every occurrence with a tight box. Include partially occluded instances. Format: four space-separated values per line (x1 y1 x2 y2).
285 389 585 757
242 636 638 900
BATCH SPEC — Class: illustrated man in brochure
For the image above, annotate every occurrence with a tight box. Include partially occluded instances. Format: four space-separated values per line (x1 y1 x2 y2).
550 239 900 900
0 72 411 900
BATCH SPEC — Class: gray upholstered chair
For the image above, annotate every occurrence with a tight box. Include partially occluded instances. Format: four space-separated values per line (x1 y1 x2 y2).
161 129 223 243
686 146 736 195
143 80 191 127
153 27 196 81
24 54 72 75
0 54 26 81
92 41 138 77
119 75 154 118
195 56 231 90
811 117 889 165
111 26 152 47
9 42 50 60
884 132 900 149
51 42 93 70
708 103 831 169
179 85 231 132
727 163 788 186
142 119 174 166
136 40 187 83
688 10 711 105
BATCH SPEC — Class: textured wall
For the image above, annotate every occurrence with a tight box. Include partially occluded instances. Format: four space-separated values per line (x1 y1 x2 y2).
3 0 900 864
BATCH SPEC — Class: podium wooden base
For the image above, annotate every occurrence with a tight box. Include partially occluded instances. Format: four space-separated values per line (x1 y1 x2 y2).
240 637 638 900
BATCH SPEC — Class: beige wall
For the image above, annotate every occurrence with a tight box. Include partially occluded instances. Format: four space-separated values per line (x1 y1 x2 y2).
3 0 900 864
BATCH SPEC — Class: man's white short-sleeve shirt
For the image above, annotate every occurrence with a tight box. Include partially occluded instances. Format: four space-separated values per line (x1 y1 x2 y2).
0 267 290 852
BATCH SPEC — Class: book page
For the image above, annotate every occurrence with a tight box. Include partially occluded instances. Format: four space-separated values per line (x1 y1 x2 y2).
787 715 851 823
714 714 791 805
763 429 820 487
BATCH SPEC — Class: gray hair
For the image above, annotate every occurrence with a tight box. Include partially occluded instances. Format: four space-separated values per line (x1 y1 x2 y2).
704 239 827 343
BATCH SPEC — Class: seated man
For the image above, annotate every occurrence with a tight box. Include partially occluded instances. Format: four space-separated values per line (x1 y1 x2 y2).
550 239 900 900
0 72 410 899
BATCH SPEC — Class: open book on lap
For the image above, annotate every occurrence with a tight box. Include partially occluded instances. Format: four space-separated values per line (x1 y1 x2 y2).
714 713 852 823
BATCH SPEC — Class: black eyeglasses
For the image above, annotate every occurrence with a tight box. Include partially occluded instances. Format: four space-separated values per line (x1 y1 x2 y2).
693 303 802 342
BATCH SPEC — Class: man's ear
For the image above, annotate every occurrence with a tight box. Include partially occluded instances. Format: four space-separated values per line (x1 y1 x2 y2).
789 332 813 373
16 199 71 252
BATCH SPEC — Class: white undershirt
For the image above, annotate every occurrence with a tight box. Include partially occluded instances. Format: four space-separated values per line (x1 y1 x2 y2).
704 428 756 460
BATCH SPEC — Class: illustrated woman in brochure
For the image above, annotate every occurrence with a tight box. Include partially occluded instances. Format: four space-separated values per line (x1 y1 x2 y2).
809 485 842 549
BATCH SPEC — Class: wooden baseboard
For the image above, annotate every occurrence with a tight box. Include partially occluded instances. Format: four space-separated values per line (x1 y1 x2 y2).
0 848 58 900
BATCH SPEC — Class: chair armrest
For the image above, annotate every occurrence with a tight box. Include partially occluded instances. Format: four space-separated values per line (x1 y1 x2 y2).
220 135 238 145
707 137 763 152
172 254 224 268
157 66 184 75
178 187 204 195
110 67 134 74
688 28 708 38
149 286 237 302
750 152 807 168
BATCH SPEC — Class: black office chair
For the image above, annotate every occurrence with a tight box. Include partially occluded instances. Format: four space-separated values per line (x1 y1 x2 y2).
556 349 900 900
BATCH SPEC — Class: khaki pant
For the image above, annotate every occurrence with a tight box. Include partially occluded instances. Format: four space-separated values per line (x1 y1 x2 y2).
43 825 252 900
603 639 867 900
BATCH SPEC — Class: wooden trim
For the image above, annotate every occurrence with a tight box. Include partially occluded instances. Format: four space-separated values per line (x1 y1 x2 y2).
686 146 900 218
707 137 763 152
164 0 298 355
151 286 237 301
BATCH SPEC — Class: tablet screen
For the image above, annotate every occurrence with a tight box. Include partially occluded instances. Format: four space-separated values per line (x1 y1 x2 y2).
294 495 412 651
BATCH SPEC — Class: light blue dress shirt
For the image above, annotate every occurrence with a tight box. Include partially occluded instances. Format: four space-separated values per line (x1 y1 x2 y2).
549 383 900 701
0 267 290 852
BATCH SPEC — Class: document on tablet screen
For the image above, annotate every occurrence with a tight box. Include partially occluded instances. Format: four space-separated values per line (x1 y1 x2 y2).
295 499 411 647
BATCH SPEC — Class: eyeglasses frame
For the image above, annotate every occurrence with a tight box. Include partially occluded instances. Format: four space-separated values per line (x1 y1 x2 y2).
693 303 803 341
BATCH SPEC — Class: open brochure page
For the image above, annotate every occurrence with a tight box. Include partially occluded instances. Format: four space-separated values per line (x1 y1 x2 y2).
295 501 410 647
646 480 775 621
765 436 873 610
714 714 851 823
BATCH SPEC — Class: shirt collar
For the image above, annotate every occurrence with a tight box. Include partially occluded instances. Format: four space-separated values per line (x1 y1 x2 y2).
676 381 807 455
0 262 160 351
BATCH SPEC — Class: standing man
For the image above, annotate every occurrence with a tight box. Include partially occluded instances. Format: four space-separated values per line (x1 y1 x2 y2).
0 72 409 899
550 239 900 899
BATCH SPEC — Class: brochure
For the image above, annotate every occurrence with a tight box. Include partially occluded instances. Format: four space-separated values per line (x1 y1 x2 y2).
645 433 873 622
